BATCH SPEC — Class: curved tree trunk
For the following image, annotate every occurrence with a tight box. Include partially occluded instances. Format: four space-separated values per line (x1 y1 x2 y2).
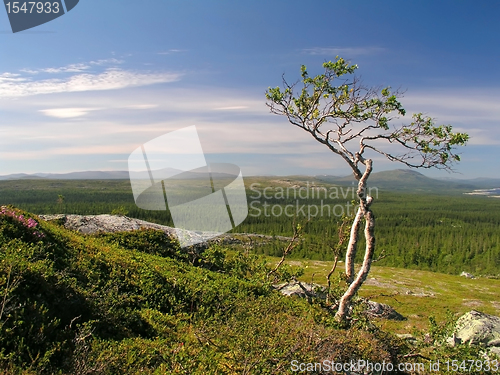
335 158 374 323
345 207 362 283
335 206 375 322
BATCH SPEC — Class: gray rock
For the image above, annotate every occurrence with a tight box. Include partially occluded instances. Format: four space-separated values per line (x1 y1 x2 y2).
452 310 500 347
272 281 326 299
39 214 176 235
364 300 406 321
460 271 475 279
38 214 212 247
273 281 405 321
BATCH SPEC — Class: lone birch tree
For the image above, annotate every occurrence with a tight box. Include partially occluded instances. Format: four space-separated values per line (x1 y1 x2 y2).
265 57 469 323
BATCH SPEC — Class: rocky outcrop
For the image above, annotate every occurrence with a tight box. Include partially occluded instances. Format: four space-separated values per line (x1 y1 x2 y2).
451 310 500 347
273 281 405 320
39 214 176 235
38 214 214 247
38 214 295 249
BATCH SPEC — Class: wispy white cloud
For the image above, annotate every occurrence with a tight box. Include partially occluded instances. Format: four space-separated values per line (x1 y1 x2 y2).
158 49 187 55
0 68 182 98
0 150 50 160
124 104 159 110
88 58 124 66
39 107 101 118
213 106 249 110
0 83 497 177
0 73 28 82
37 63 91 74
20 58 124 74
18 69 40 74
402 89 500 145
0 73 20 78
49 144 137 155
302 46 385 57
404 92 500 120
0 144 137 160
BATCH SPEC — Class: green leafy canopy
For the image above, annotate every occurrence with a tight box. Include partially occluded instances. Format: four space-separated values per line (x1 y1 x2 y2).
266 56 469 172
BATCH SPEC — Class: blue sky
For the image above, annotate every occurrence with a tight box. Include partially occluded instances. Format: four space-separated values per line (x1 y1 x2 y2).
0 0 499 178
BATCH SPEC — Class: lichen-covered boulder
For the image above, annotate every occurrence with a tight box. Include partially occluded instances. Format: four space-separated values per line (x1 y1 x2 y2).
272 281 326 299
364 300 406 321
273 282 405 321
452 310 500 347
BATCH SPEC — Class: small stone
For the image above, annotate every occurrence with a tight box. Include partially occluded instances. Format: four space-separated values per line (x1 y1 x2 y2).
364 300 406 321
460 271 475 279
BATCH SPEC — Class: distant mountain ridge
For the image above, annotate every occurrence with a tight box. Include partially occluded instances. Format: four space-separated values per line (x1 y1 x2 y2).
0 169 240 181
1 169 499 191
0 171 131 180
316 169 500 191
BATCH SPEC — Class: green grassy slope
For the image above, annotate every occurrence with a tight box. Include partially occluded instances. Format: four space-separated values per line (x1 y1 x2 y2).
276 258 500 333
1 206 412 374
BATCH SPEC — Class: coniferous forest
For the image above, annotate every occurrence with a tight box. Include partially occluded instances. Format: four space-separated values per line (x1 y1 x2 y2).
1 177 498 276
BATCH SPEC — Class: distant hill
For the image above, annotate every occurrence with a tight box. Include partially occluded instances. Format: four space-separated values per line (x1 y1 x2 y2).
0 173 45 180
436 176 500 189
0 168 239 181
1 169 498 193
0 171 131 180
316 169 487 192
